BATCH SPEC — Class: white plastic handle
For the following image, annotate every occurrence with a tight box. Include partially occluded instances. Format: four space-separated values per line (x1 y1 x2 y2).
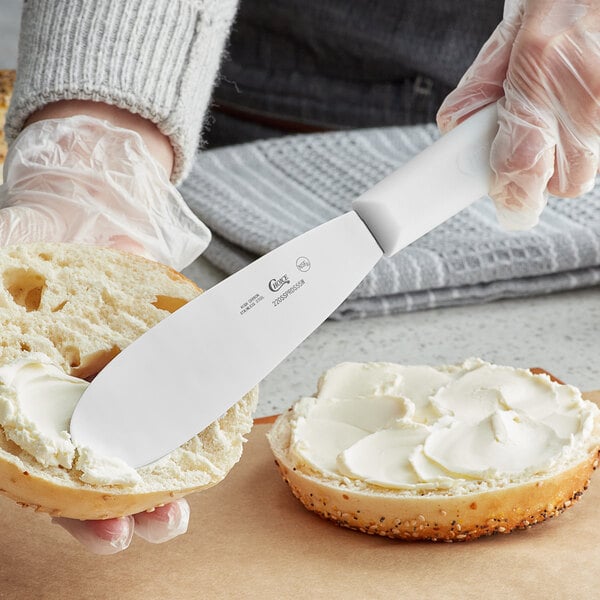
352 103 498 257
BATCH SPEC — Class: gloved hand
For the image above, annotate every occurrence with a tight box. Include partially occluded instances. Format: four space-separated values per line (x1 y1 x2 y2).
1 114 208 553
0 115 210 270
436 0 600 230
54 499 191 555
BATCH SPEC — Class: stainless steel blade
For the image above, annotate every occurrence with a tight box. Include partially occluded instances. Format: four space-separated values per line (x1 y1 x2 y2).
70 211 383 467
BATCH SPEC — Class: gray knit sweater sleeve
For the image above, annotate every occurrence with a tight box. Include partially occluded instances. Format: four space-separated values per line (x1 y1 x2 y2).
5 0 238 183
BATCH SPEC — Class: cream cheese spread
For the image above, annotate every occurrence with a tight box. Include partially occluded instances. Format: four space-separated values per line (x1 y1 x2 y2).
0 355 141 486
288 359 599 490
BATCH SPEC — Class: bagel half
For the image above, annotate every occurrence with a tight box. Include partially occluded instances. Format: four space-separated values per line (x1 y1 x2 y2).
0 243 257 520
268 361 600 542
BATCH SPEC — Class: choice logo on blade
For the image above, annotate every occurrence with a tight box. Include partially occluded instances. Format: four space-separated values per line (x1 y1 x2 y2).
268 274 290 292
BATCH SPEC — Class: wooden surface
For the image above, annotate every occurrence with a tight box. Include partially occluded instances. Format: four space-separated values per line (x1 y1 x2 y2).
0 389 598 600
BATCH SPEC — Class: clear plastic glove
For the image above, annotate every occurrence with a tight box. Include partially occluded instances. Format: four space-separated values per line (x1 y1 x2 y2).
53 499 191 555
0 115 210 269
437 0 600 230
1 115 207 553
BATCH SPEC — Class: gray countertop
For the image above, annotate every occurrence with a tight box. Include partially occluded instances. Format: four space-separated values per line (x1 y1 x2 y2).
184 257 600 417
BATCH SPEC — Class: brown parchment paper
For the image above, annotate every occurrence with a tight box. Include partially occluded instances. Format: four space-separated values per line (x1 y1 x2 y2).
1 392 599 600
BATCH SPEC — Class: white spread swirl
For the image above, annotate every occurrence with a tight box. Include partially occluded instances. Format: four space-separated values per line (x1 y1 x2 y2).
288 359 599 490
0 355 141 486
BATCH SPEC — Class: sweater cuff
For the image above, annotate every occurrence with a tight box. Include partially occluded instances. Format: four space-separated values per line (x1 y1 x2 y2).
6 0 238 183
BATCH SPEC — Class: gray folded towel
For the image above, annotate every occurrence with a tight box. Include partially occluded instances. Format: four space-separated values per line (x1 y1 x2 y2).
180 124 600 319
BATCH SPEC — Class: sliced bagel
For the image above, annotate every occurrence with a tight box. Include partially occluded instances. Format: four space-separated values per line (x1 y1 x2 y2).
268 360 600 541
0 243 257 520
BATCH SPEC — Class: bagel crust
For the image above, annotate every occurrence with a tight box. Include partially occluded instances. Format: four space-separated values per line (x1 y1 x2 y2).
272 445 599 541
0 455 192 519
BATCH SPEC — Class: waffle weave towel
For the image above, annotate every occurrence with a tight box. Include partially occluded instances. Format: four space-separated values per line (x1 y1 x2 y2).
180 124 600 319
